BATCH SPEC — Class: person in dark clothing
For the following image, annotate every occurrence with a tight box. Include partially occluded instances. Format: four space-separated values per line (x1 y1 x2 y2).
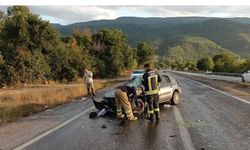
142 63 161 123
114 85 138 121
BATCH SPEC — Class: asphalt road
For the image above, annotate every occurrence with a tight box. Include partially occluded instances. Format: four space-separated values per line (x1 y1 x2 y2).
173 71 243 83
1 74 249 150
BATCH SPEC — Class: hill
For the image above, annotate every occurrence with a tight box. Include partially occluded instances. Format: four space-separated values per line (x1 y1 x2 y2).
52 17 250 58
166 36 236 62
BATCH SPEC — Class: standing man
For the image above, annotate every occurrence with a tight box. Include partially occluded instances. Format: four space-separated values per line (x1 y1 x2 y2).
114 85 137 121
84 68 95 96
142 63 161 123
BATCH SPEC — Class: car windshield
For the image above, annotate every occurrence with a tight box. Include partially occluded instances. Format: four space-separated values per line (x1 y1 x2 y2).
126 77 142 88
127 74 171 87
132 70 144 74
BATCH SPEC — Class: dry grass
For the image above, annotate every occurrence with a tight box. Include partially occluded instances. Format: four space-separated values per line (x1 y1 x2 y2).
0 80 108 124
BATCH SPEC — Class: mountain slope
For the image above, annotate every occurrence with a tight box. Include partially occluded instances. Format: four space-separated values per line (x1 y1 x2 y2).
168 19 250 56
166 36 236 62
53 17 250 57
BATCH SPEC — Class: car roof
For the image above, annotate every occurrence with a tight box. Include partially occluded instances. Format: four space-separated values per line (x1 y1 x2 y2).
128 73 175 84
133 69 144 72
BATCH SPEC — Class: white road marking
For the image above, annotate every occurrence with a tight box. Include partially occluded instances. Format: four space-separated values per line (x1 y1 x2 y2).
187 78 250 105
13 105 94 150
173 107 196 150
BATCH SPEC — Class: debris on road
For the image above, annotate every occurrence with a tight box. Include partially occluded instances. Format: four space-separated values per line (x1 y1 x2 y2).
119 120 128 126
81 125 85 128
183 99 191 103
101 124 107 129
169 135 177 137
89 112 97 119
115 132 122 135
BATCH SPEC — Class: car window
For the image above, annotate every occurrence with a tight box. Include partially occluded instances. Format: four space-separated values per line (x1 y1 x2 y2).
134 77 142 87
160 75 171 86
160 76 166 85
133 70 144 74
164 76 172 84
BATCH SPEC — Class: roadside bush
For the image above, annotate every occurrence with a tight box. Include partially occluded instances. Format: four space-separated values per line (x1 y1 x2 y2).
197 57 214 71
213 53 244 73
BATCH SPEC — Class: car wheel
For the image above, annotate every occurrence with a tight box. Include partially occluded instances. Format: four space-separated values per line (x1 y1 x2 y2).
242 76 245 82
171 91 180 105
134 99 145 115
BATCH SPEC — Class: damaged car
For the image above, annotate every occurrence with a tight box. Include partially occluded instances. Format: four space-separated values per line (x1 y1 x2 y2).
91 73 182 118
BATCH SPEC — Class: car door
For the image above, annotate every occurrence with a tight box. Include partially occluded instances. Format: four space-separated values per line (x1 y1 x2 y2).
159 75 173 102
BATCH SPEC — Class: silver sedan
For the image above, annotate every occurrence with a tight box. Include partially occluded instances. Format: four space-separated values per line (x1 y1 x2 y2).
126 74 182 105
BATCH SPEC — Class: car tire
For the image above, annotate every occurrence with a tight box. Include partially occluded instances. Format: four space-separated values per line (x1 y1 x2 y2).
171 91 180 105
242 76 245 82
134 99 145 115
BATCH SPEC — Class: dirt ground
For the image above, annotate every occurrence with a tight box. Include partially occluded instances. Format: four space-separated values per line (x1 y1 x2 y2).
179 74 250 102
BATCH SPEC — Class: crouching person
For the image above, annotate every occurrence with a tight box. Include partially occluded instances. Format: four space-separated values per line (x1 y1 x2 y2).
114 85 137 121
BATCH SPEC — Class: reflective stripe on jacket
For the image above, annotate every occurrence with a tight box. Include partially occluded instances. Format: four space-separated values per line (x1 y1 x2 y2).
142 69 160 95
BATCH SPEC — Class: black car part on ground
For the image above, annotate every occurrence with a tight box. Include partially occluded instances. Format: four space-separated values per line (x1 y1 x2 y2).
91 94 146 118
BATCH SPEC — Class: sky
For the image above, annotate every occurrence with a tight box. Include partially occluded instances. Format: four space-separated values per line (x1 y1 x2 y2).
1 6 250 25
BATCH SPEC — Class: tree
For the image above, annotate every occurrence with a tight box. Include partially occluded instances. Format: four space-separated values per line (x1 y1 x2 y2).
240 57 250 73
245 58 250 71
71 29 92 53
163 59 171 69
0 11 5 30
213 52 244 72
136 42 155 67
92 29 130 77
155 57 165 69
123 47 137 70
68 29 94 76
0 6 65 84
0 6 142 85
184 60 197 71
196 57 214 71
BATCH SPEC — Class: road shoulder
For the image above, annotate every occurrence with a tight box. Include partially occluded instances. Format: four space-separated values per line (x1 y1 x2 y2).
0 82 123 150
174 72 250 103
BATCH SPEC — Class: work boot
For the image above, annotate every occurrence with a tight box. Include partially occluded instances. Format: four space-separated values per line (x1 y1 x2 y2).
128 116 137 121
155 112 160 121
149 114 154 123
117 114 125 119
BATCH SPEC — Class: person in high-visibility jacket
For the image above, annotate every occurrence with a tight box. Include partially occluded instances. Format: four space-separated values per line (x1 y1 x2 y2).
114 85 138 121
142 63 161 123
